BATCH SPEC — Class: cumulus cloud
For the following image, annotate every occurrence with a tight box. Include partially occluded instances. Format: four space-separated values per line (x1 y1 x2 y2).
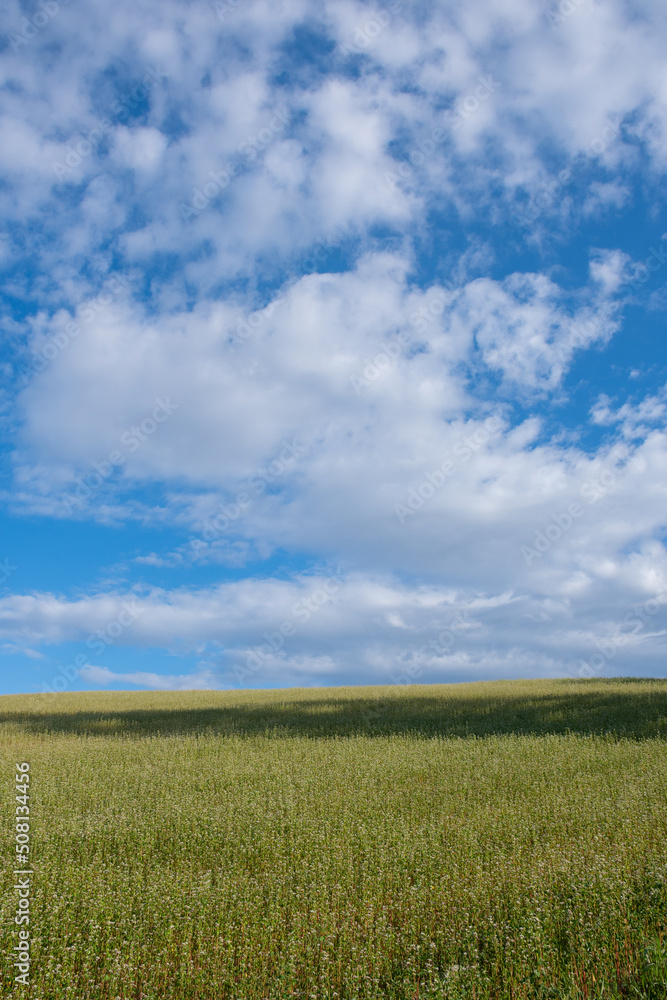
10 251 620 502
0 0 664 295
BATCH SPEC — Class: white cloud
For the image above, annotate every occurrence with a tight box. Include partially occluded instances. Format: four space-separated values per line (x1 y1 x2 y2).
11 251 621 506
112 127 168 173
2 548 667 688
0 642 45 659
583 181 630 217
79 665 221 690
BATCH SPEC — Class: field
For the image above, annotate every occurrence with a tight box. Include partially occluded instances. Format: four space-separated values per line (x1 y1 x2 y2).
1 677 666 999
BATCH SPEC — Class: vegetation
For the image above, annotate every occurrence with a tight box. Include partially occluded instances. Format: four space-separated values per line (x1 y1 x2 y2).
1 677 666 998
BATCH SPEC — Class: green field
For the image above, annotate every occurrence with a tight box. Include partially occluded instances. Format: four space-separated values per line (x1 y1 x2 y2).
1 678 666 999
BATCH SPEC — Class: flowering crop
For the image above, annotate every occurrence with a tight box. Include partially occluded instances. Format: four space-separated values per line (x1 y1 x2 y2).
0 678 665 998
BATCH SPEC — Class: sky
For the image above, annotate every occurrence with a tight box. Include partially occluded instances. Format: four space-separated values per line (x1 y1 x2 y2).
0 0 666 695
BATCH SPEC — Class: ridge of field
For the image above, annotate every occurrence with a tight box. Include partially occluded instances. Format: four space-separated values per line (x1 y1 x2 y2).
1 676 666 738
1 678 666 999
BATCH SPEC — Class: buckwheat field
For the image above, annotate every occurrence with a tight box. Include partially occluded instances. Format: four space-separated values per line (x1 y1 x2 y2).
1 678 666 999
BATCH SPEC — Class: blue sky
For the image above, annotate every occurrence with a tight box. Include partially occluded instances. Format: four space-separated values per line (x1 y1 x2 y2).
1 0 667 695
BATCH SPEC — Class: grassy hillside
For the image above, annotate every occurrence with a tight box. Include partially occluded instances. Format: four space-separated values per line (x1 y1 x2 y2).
1 678 666 998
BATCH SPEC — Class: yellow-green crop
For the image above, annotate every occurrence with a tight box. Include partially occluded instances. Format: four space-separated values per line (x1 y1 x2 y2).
1 677 666 998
